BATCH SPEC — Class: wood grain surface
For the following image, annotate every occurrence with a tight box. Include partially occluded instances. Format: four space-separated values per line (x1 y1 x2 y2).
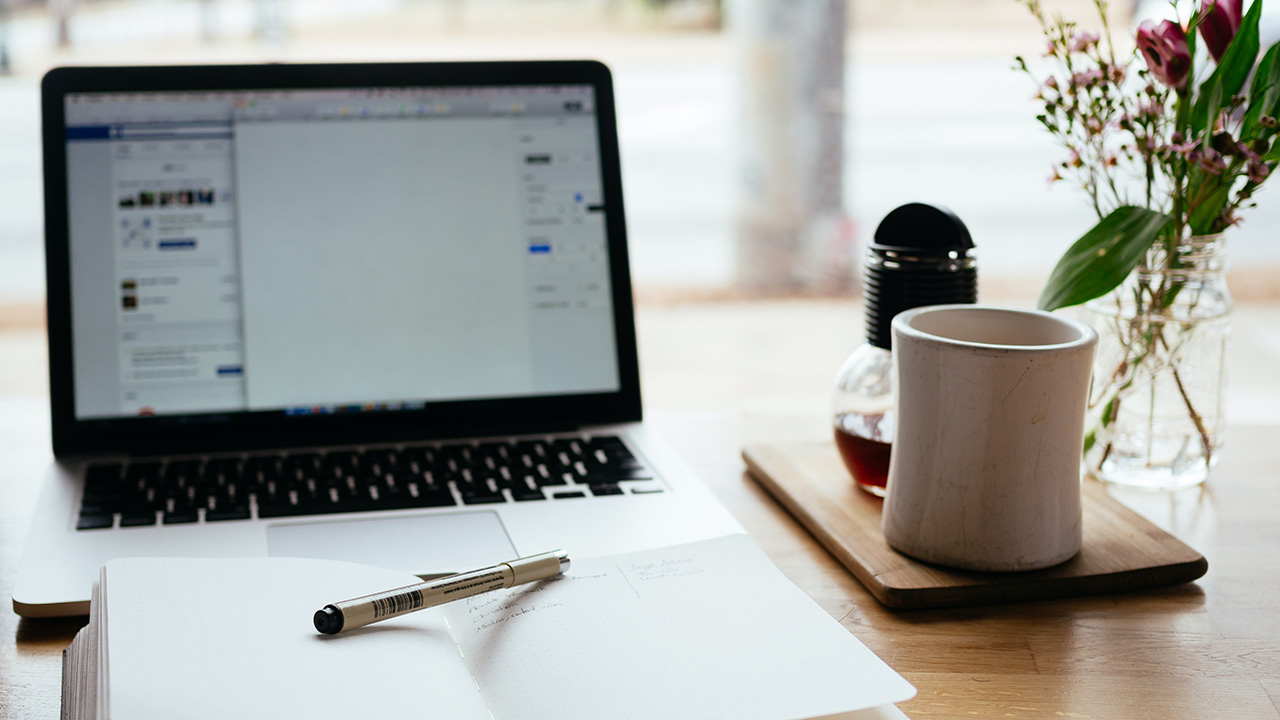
3 407 1279 719
743 442 1208 609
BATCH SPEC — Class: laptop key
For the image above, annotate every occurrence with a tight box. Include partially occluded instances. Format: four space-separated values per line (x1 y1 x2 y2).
255 502 299 518
77 499 116 515
404 483 457 508
460 489 505 505
119 511 157 527
76 514 115 531
117 495 157 515
588 484 624 496
206 506 251 522
533 465 565 487
511 488 546 502
551 490 586 500
163 510 199 524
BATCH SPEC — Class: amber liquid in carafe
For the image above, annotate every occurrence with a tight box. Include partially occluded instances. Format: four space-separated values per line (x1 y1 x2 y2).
833 413 892 497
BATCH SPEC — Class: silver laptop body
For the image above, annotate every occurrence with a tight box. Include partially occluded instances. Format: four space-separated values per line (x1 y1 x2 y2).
14 61 741 618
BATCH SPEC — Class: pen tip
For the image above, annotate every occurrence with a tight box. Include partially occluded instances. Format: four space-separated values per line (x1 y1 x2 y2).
314 606 343 635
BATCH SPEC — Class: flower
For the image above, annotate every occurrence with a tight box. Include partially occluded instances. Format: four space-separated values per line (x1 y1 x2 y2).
1137 20 1192 89
1197 148 1228 174
1199 0 1243 63
1136 97 1164 119
1071 68 1105 87
1071 31 1101 52
1018 0 1280 485
1162 134 1200 154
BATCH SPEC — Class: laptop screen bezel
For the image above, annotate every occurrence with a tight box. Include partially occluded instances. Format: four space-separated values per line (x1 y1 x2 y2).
42 61 642 458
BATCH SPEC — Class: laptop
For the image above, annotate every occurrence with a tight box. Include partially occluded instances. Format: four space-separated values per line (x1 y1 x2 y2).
14 60 742 618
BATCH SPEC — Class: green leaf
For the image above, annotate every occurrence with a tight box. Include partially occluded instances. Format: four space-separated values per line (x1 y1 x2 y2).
1202 80 1224 145
1242 42 1280 138
1038 206 1169 312
1189 181 1233 234
1191 0 1262 134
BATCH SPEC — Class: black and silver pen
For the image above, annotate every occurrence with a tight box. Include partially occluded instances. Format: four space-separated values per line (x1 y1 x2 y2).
313 549 570 635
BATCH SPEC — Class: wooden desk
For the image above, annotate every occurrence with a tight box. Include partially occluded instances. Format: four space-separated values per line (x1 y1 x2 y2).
3 404 1278 719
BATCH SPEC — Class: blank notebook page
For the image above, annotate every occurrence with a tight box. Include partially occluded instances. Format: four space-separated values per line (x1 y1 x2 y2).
103 558 490 720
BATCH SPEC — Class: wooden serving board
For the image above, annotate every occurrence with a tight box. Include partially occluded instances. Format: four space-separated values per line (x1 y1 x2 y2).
743 442 1208 610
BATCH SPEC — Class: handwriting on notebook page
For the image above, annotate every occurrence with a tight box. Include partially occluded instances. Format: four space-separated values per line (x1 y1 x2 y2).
458 555 715 637
461 571 611 634
626 556 706 582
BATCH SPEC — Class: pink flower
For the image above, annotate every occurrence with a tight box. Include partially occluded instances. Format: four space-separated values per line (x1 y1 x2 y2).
1071 68 1105 87
1071 31 1101 52
1164 136 1200 154
1200 0 1243 63
1238 141 1262 162
1198 148 1228 174
1137 20 1192 89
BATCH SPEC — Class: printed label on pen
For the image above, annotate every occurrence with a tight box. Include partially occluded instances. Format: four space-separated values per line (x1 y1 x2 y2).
441 572 507 598
371 588 425 619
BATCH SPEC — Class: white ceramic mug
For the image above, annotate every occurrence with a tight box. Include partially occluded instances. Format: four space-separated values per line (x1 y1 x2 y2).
881 305 1098 572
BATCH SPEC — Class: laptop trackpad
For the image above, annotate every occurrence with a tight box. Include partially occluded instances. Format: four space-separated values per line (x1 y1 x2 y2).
265 511 517 576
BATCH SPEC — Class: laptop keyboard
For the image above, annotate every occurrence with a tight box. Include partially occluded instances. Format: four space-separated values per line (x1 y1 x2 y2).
74 434 661 530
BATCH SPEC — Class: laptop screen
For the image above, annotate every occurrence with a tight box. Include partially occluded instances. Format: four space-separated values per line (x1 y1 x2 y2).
44 63 640 455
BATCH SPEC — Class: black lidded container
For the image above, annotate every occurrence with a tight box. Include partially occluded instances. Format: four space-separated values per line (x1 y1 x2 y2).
864 203 978 349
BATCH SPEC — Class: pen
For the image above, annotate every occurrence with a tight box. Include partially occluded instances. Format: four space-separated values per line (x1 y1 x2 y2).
312 549 570 635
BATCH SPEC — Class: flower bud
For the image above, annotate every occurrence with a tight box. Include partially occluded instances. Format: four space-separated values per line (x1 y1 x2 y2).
1211 131 1236 155
1199 0 1243 63
1137 20 1191 88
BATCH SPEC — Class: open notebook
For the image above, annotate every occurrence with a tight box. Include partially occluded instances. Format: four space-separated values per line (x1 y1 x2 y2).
62 534 915 720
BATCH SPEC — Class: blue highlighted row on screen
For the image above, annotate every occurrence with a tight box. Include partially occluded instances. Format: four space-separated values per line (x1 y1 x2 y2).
529 245 551 254
216 365 243 377
158 238 196 250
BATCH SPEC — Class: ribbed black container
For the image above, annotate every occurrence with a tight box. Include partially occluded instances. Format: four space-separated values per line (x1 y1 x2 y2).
864 203 977 350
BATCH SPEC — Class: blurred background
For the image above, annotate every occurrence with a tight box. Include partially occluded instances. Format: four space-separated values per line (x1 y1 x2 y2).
1 0 1279 416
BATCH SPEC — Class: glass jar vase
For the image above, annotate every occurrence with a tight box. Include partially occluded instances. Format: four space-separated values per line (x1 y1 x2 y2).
1082 234 1232 490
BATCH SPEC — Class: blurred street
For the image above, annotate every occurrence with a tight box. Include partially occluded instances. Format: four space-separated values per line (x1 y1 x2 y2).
1 0 1279 304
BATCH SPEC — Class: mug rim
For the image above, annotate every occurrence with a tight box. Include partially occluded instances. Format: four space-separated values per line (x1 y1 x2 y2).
892 304 1099 353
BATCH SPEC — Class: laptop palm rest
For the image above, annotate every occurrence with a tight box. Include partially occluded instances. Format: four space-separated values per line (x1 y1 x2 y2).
265 511 517 576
